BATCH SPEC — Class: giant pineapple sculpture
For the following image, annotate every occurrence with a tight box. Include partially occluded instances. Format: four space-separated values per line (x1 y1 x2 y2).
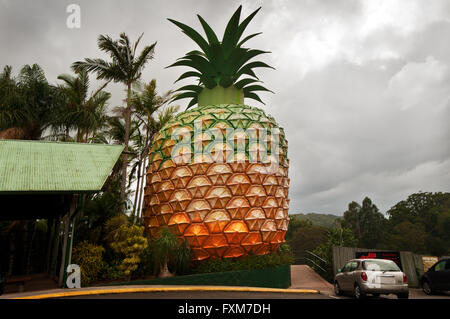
143 6 290 261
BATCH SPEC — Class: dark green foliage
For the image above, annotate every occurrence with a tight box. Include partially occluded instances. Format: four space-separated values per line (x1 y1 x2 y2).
291 213 342 228
148 227 192 277
386 221 427 253
74 190 123 247
167 5 274 108
286 217 328 263
192 244 294 274
72 33 157 84
72 32 158 204
132 246 154 278
0 64 62 139
55 70 111 142
312 228 357 282
71 241 105 285
341 197 387 249
335 193 450 255
169 239 191 275
385 192 450 255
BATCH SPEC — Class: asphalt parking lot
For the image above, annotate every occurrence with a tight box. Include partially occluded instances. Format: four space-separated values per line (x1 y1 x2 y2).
328 288 450 299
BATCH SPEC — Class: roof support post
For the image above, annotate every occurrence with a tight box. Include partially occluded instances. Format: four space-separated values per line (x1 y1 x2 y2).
58 195 79 288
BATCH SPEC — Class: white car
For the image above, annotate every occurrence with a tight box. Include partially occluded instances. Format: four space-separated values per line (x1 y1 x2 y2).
334 258 409 299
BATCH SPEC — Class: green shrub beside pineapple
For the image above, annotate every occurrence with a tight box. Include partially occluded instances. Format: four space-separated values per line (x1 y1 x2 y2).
71 241 105 285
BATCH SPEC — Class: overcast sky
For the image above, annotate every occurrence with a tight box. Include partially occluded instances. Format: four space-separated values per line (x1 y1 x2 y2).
1 0 449 215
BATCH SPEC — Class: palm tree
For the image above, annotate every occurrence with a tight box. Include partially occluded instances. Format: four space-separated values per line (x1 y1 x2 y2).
152 227 179 278
94 115 140 206
0 64 60 140
55 70 110 142
72 33 157 205
128 80 176 221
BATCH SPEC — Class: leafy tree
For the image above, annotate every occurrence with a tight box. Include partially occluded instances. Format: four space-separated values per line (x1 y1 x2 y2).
285 215 313 241
292 213 341 228
387 192 450 230
386 221 427 253
286 215 328 263
437 211 450 243
341 197 386 249
386 192 450 254
312 227 357 282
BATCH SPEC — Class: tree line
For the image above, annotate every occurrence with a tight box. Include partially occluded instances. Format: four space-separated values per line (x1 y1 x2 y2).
287 192 450 280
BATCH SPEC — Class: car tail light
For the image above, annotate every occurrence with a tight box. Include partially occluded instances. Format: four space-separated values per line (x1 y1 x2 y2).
361 272 368 281
403 273 407 283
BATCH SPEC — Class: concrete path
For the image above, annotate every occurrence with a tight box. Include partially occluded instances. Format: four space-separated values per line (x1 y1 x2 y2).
289 265 334 295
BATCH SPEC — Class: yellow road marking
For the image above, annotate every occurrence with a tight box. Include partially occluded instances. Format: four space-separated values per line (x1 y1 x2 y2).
10 286 319 299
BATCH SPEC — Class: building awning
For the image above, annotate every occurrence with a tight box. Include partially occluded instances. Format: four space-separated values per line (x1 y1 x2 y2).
0 140 124 194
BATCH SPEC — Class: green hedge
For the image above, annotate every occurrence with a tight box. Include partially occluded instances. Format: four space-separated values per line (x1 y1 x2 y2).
192 247 294 274
108 264 291 289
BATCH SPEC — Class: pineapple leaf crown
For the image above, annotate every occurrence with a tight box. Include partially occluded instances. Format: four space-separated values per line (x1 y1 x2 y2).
167 5 274 109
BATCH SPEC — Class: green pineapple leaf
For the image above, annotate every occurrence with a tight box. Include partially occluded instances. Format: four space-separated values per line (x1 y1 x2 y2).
167 18 211 57
234 78 261 89
168 5 274 108
237 32 263 47
174 71 203 83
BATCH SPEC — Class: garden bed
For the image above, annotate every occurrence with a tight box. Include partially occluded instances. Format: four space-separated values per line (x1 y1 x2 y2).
102 264 291 289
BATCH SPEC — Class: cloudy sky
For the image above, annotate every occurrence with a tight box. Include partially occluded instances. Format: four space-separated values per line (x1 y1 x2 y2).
1 0 449 215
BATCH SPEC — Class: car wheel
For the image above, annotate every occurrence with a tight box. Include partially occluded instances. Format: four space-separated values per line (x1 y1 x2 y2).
354 284 366 299
334 281 343 296
397 292 409 299
422 280 434 295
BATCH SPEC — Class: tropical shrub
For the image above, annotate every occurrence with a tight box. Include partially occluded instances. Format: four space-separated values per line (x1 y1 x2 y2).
110 224 148 278
71 241 104 285
169 239 191 276
104 215 148 279
151 227 182 277
133 245 155 278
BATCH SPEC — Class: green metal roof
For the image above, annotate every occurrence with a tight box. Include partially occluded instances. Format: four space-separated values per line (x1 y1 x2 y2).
0 140 124 193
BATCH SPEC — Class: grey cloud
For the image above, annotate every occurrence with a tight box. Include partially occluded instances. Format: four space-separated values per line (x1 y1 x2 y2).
1 0 449 215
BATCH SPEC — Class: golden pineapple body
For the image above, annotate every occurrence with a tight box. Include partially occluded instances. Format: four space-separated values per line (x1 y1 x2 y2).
144 104 290 261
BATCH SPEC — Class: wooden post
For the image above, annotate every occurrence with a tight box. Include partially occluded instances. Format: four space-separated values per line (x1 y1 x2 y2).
45 218 54 273
58 214 70 287
58 196 78 288
49 217 61 278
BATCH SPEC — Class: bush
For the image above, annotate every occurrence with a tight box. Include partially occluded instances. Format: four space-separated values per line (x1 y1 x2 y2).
133 246 155 278
71 241 104 285
109 224 148 278
192 244 294 274
169 239 191 275
100 262 124 281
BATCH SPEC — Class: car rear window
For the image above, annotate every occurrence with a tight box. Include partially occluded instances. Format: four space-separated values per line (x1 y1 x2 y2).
362 260 400 271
